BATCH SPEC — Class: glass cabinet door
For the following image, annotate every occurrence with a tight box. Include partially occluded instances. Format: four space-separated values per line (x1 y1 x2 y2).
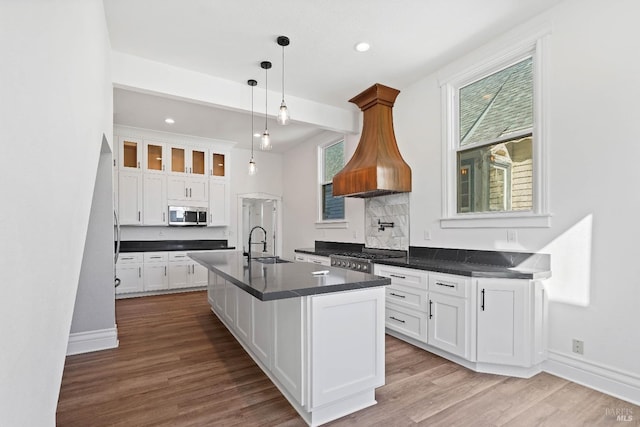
171 147 185 173
191 149 206 175
212 152 225 177
120 138 141 170
145 142 165 173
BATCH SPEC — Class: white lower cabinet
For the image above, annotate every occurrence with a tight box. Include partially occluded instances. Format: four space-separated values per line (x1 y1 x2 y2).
376 264 546 378
208 272 386 425
143 252 168 291
476 278 538 367
168 252 208 289
115 253 143 294
117 250 213 296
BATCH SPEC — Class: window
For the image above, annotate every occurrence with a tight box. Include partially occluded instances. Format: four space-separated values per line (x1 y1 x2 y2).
319 140 345 221
441 34 550 228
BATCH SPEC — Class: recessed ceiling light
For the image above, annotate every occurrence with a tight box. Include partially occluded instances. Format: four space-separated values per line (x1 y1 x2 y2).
355 42 370 52
165 118 175 124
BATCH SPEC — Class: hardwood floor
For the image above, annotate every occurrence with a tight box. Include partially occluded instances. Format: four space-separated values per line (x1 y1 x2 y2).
57 291 638 426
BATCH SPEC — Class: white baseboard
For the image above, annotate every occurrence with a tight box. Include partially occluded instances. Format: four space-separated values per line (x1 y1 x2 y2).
544 350 640 406
67 326 119 356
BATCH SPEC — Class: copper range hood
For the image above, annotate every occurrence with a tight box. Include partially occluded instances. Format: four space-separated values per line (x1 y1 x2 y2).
332 83 411 198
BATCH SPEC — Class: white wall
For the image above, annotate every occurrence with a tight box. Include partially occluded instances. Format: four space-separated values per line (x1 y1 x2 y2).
0 1 112 425
282 132 365 258
393 0 640 387
71 140 117 336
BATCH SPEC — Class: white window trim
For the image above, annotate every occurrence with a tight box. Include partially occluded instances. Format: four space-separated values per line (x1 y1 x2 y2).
440 32 551 229
316 138 348 228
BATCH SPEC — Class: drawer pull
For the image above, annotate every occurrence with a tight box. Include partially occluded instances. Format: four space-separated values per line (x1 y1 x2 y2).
389 274 406 279
150 256 161 259
436 282 455 288
389 316 406 324
389 292 406 298
312 260 322 264
121 257 134 260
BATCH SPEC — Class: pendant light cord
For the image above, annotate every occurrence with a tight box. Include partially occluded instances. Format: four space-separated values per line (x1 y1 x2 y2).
251 84 255 158
281 45 285 102
264 65 268 129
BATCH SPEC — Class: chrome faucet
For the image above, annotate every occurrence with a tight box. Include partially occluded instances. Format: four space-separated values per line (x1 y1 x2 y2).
245 226 267 261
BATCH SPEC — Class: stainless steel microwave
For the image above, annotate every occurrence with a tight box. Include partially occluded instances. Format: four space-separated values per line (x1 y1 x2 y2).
168 206 207 226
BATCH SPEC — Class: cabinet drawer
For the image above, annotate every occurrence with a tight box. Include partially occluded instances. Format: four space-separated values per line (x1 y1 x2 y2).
386 284 427 311
375 265 428 291
169 251 190 262
429 272 469 298
294 254 306 262
117 252 143 264
144 252 167 263
385 303 428 343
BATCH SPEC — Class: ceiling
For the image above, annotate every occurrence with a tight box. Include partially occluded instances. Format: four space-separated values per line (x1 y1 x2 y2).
106 0 564 151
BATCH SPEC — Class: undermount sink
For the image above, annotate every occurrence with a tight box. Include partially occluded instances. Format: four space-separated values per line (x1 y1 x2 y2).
254 257 291 264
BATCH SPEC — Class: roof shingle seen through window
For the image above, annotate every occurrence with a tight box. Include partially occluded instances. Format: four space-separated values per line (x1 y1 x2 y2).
459 58 533 146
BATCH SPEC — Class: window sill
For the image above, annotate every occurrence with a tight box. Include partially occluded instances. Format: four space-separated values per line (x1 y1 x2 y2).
440 213 551 229
315 220 349 229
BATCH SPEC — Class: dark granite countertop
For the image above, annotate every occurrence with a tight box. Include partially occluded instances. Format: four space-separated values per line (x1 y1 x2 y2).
119 239 234 253
294 245 551 280
189 251 390 301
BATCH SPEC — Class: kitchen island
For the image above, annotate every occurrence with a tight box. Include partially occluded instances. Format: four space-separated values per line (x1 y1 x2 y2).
189 251 390 427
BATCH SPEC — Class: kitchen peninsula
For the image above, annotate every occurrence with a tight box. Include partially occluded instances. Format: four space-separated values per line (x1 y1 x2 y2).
189 251 390 427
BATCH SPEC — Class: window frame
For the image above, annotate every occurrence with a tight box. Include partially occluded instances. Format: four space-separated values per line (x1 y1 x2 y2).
316 138 347 227
440 33 551 228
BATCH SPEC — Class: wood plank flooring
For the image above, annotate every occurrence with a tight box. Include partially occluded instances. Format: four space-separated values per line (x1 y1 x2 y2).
57 291 638 426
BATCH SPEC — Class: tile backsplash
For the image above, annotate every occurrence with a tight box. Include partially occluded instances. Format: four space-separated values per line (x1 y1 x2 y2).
365 193 409 250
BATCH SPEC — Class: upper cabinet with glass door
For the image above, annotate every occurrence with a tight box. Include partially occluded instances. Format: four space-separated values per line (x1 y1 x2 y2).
118 137 142 171
169 144 208 177
210 152 227 178
144 141 166 174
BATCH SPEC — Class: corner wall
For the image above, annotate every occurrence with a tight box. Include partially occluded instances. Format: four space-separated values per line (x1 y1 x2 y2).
0 1 113 424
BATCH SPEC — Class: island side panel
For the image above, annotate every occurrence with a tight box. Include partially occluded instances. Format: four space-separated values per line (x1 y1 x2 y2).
309 287 386 411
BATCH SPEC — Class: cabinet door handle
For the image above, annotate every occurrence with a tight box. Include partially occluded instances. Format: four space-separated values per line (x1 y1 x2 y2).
162 164 165 171
389 316 405 324
164 266 167 276
138 211 141 222
163 212 165 222
138 267 141 278
185 188 188 197
429 300 433 319
436 282 455 288
137 161 140 168
481 288 485 311
390 274 406 279
189 188 192 198
389 292 406 299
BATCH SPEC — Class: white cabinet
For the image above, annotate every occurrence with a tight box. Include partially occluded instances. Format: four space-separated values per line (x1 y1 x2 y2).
293 254 307 262
118 137 142 171
208 178 229 226
143 252 168 291
168 144 208 177
376 265 429 343
207 271 386 425
168 252 208 289
167 176 208 206
115 253 143 294
427 273 470 358
118 171 143 225
476 278 529 366
142 175 167 225
143 140 167 174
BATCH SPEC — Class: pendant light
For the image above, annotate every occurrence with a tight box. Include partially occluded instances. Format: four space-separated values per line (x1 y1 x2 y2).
260 61 272 151
276 36 291 125
248 79 258 175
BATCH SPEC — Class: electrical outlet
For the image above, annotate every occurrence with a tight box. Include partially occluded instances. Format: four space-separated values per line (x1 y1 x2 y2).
424 230 432 240
507 229 518 243
572 339 584 355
